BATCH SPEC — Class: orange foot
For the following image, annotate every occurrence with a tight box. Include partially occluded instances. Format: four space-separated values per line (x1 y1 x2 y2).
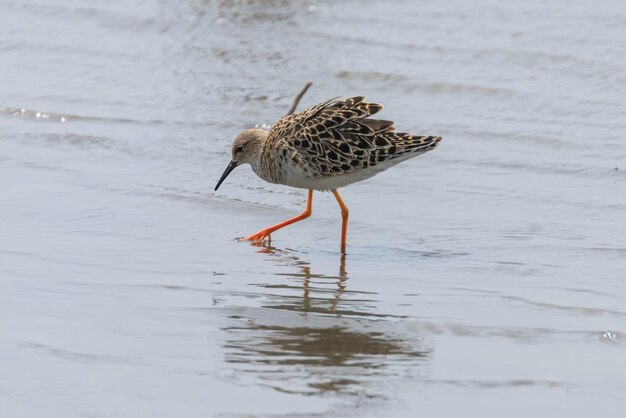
243 229 272 243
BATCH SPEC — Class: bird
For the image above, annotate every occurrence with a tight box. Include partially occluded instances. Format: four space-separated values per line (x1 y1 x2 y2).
215 89 441 253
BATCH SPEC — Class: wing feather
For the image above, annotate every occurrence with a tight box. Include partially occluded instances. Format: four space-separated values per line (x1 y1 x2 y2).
266 97 441 177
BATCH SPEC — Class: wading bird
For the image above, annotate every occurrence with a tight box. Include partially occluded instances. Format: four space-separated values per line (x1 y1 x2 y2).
215 83 441 253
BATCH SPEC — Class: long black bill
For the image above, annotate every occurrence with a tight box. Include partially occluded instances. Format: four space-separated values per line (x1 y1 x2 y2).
215 160 239 191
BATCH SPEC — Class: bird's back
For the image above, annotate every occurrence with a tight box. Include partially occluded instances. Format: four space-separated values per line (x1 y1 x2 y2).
257 97 441 190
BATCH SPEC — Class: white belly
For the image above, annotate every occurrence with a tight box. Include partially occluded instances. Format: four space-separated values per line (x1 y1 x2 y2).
280 152 424 191
282 170 379 191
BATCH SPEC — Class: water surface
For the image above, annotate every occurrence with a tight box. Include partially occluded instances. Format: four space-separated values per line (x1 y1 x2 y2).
1 0 626 416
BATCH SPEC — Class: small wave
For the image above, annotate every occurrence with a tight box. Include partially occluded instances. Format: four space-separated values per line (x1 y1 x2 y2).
336 70 410 83
0 105 219 127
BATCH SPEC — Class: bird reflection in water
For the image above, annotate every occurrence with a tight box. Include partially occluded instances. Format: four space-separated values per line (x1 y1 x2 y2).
251 241 349 314
221 242 431 397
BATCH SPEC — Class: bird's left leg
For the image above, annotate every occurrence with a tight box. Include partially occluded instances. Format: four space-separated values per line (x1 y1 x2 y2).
331 189 349 253
244 189 313 242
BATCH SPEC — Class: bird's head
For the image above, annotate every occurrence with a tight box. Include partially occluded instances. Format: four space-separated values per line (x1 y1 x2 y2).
215 129 267 191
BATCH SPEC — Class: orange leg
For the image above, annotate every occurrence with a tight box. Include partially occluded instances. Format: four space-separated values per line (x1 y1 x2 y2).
245 189 313 242
332 189 349 253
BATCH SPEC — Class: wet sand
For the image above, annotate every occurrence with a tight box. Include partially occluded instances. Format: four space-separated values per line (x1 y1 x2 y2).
1 0 625 416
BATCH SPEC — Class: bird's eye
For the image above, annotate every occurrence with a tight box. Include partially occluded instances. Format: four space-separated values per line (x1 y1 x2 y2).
235 145 244 153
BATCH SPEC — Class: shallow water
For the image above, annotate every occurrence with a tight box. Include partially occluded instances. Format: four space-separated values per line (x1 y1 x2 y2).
1 0 626 416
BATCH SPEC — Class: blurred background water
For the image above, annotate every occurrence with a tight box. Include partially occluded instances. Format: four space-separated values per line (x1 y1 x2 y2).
1 0 625 416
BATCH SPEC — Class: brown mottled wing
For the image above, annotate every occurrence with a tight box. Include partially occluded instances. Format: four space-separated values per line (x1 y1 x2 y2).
266 97 441 176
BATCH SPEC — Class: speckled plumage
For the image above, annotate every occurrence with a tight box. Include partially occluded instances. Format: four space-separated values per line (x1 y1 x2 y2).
253 96 441 190
215 93 442 252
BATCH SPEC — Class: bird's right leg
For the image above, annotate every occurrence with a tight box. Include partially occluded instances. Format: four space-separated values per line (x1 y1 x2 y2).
244 189 313 242
331 189 349 254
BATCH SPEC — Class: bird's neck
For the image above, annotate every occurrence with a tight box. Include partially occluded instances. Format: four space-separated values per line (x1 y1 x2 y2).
249 129 268 170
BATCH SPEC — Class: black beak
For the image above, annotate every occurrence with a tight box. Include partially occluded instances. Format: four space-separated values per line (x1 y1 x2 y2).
215 160 239 191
